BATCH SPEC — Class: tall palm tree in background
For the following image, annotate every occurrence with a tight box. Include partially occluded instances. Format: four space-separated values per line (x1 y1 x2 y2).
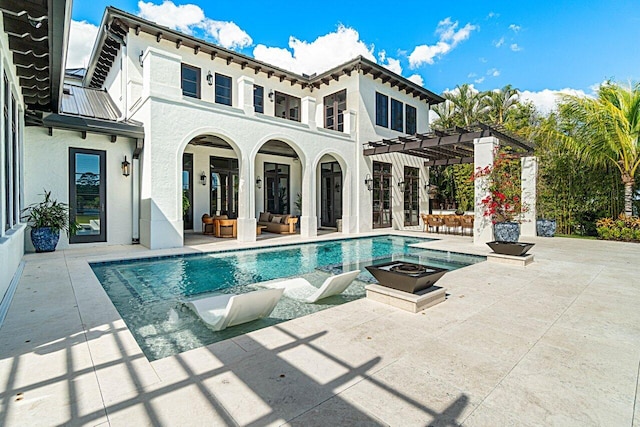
482 84 520 125
554 81 640 216
431 100 456 130
443 83 484 127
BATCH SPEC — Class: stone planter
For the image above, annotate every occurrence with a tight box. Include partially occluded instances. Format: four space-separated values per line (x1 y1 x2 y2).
31 227 60 252
493 221 520 243
536 219 557 237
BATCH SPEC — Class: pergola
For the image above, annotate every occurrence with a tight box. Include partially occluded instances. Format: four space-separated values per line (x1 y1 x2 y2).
364 123 534 165
364 123 537 245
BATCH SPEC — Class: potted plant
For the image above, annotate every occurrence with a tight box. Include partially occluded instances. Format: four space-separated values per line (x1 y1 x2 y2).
22 190 75 252
473 151 529 243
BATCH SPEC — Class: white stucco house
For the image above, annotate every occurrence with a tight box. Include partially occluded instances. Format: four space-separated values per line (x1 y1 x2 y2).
0 3 537 316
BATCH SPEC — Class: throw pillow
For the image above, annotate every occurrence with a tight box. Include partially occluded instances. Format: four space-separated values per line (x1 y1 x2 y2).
259 212 270 222
271 216 282 223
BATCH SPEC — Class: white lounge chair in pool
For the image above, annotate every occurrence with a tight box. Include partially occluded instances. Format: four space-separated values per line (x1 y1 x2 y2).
262 270 361 303
184 288 284 331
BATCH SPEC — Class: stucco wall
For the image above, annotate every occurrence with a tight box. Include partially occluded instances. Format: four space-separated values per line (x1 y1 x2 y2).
0 14 25 308
23 127 136 250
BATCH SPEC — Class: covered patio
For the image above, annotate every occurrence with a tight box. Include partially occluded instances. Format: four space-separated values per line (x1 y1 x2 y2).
364 123 536 244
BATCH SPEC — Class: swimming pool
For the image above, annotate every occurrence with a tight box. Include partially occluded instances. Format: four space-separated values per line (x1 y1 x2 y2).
91 235 485 360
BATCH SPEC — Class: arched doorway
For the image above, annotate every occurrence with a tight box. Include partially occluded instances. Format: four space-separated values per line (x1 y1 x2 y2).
182 134 241 231
254 139 303 218
318 156 343 228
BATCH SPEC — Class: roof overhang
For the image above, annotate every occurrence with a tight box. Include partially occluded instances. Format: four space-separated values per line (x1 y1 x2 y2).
84 7 444 104
0 0 72 112
364 123 534 166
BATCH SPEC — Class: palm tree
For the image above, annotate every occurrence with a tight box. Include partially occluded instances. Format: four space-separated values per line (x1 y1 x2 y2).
554 81 640 216
443 83 484 127
482 84 520 125
431 100 456 130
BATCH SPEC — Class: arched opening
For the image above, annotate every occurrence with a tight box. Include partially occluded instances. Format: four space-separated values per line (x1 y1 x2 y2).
317 154 344 230
181 134 241 233
253 138 304 236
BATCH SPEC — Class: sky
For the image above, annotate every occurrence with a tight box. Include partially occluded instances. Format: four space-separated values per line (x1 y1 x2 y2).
68 0 640 114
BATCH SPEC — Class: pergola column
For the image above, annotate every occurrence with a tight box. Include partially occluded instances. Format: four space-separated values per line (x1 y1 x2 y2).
520 156 538 237
473 136 499 245
237 155 257 242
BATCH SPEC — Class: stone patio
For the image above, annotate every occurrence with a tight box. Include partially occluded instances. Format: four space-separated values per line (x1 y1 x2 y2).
0 231 638 426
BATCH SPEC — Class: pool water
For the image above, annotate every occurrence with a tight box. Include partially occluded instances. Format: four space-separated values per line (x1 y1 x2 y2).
91 235 485 360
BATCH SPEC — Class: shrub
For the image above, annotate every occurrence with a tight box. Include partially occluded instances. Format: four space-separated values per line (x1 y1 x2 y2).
596 214 640 242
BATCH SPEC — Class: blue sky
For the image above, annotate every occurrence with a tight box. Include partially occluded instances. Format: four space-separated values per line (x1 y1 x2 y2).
69 1 640 112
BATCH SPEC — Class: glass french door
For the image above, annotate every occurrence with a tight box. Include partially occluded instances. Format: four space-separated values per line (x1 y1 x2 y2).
69 148 106 243
182 153 193 229
210 156 239 218
404 166 419 226
372 161 392 228
265 162 290 214
321 162 342 227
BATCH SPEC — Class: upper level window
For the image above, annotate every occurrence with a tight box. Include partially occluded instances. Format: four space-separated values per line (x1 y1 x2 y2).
391 98 403 132
406 105 417 135
375 92 388 127
275 92 300 122
324 89 346 131
215 74 232 106
181 64 200 98
254 85 264 113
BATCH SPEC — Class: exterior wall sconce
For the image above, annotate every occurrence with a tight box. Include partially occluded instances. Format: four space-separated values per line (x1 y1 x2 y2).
335 183 340 192
268 90 274 102
138 50 144 67
397 181 406 192
206 71 213 86
364 174 373 191
256 176 262 189
200 172 207 186
121 156 130 177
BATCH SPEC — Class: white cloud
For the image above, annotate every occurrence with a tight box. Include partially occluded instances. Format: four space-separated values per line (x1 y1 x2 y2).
408 18 477 67
383 57 402 75
520 88 589 115
479 57 487 63
509 24 521 33
475 77 485 84
467 72 477 78
494 37 505 48
408 74 424 86
137 1 252 49
510 43 522 52
487 12 498 19
253 25 374 75
67 20 99 68
488 68 500 77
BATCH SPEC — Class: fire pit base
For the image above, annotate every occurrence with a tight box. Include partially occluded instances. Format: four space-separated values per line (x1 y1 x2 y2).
487 252 534 266
365 284 446 313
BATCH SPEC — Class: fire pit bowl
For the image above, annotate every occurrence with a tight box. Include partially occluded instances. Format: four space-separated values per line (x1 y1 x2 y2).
486 241 535 256
365 261 448 294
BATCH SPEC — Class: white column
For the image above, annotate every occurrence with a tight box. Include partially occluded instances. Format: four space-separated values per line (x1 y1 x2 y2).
132 157 140 242
237 76 255 116
301 96 317 130
237 155 257 242
520 156 537 237
343 109 357 138
473 136 499 245
141 47 182 101
300 160 317 237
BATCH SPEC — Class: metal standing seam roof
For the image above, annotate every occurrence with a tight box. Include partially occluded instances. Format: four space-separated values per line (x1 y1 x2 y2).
60 85 122 120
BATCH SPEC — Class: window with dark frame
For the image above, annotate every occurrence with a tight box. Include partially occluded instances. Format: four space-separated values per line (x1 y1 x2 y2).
274 91 300 122
406 105 417 135
4 74 11 230
254 85 264 113
181 64 200 98
12 94 19 223
324 89 346 131
215 73 232 106
375 92 388 127
391 98 403 132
